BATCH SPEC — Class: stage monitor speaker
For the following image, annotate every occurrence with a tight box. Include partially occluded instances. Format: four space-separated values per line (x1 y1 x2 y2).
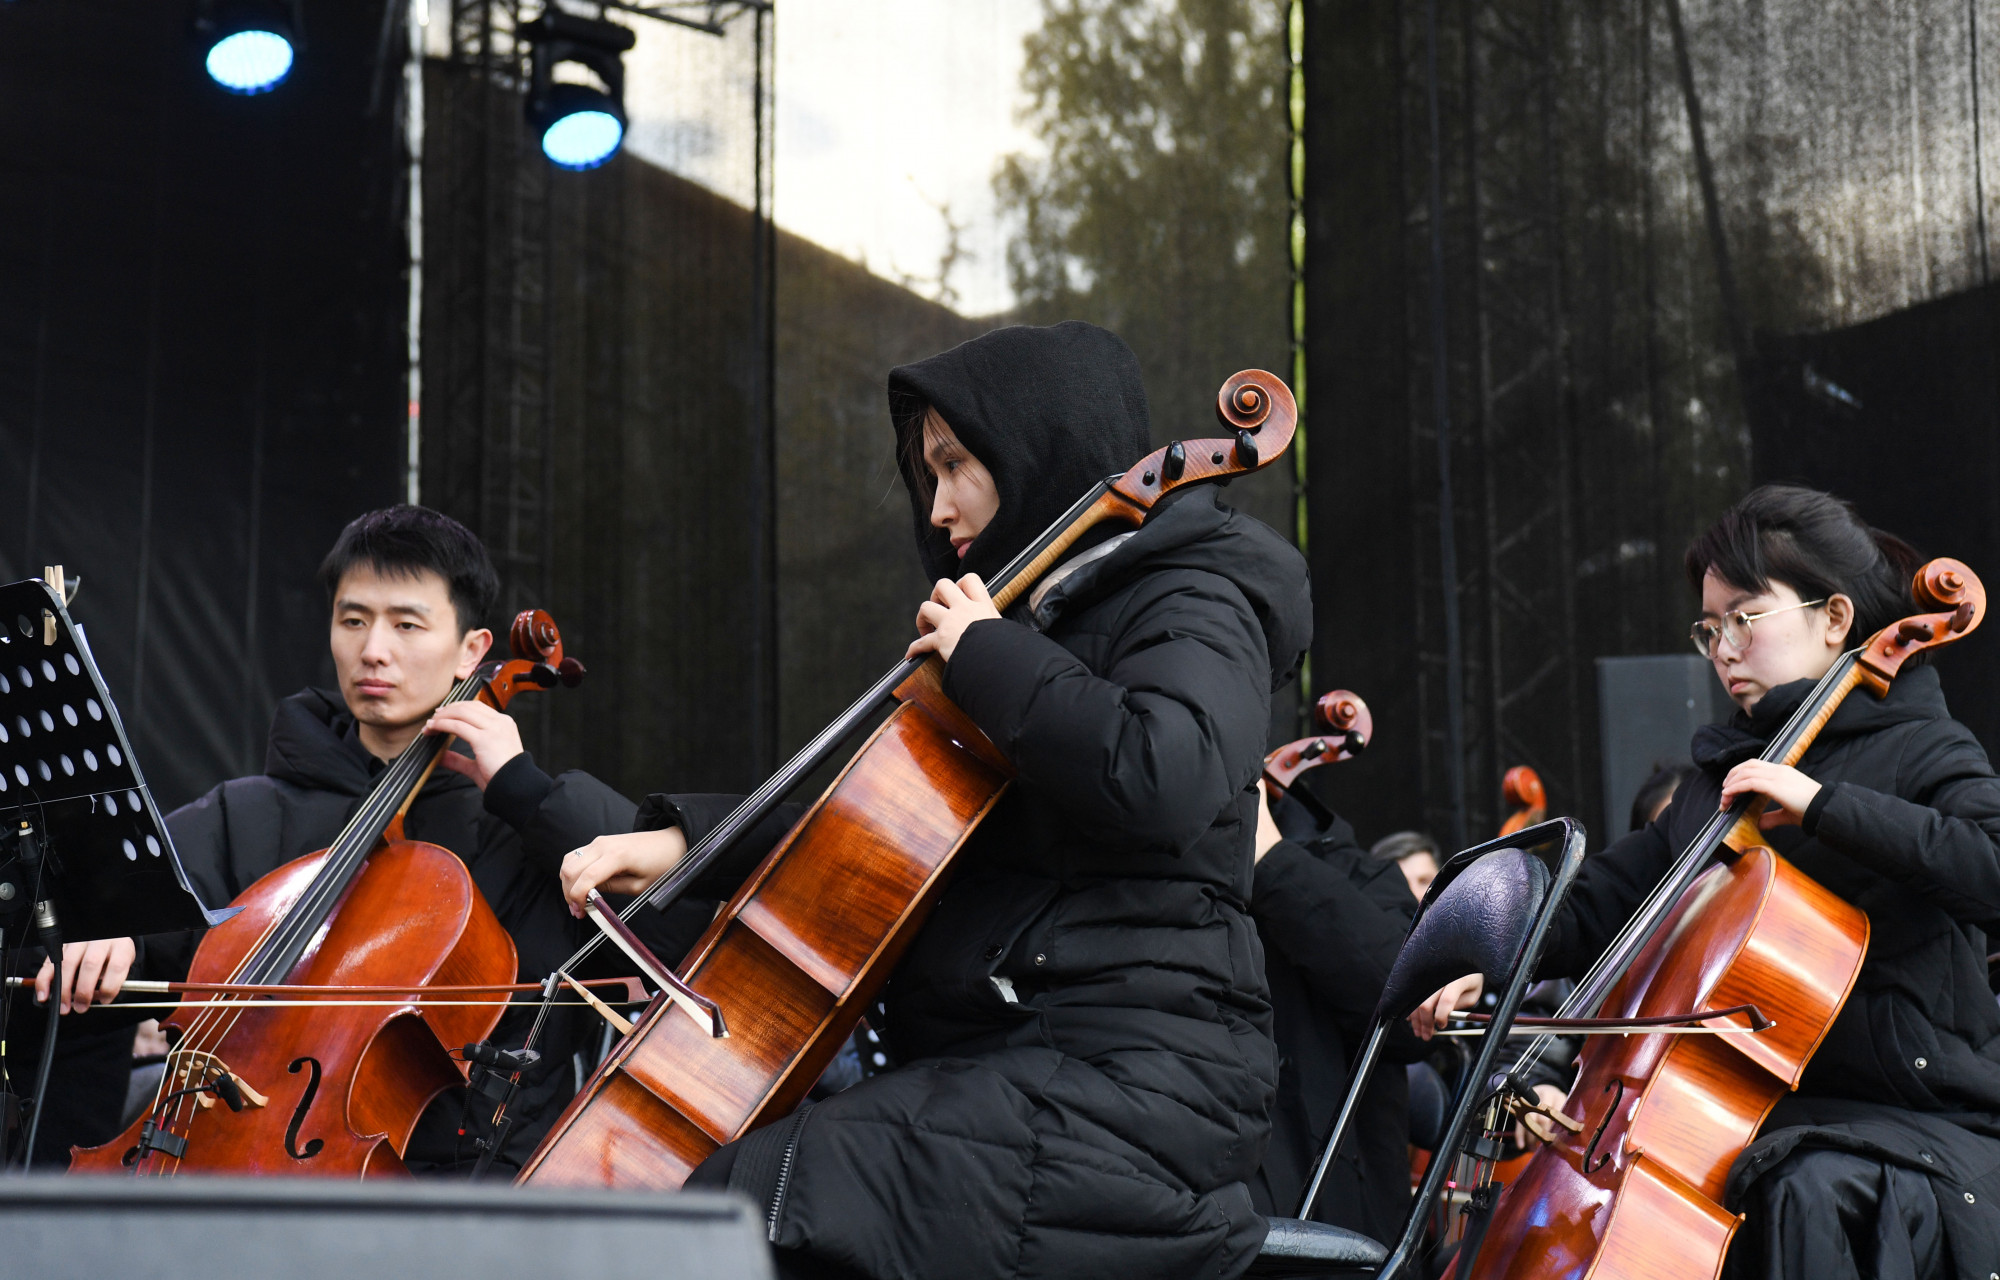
1596 654 1732 836
1 1177 774 1279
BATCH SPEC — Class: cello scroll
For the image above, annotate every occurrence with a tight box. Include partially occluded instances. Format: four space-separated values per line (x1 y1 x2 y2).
484 609 587 708
1106 371 1298 512
1855 557 1985 690
1263 691 1372 794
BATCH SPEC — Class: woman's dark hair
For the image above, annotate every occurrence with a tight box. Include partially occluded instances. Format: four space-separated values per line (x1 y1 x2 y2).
317 505 500 635
1630 761 1698 832
1369 830 1441 865
1683 484 1921 645
896 400 956 514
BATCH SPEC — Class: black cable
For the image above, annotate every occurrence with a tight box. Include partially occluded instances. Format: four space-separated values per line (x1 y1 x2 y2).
129 1072 246 1166
13 815 59 1173
19 900 61 1172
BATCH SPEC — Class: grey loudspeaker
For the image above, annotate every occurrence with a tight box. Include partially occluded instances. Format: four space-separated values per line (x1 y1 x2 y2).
0 1177 775 1279
1595 655 1733 835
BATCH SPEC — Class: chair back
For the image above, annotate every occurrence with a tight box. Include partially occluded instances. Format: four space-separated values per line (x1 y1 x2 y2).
1279 819 1587 1280
1376 847 1549 1023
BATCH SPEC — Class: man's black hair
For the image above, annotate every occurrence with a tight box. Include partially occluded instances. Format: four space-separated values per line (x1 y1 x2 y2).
1368 830 1441 864
1683 484 1921 646
317 505 500 635
1629 761 1698 832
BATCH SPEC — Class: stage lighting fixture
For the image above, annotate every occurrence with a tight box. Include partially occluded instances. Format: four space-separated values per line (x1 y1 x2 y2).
523 11 637 171
195 0 301 96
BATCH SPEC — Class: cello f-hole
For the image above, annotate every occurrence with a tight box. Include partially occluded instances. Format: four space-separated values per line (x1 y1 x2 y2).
1582 1079 1624 1174
285 1057 326 1160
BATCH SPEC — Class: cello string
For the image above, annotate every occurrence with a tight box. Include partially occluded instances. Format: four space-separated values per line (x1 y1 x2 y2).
152 684 477 1168
226 668 481 985
240 671 483 982
162 720 450 1082
147 660 538 1171
1502 650 1859 1083
142 670 494 1167
1501 657 1851 1082
1550 649 1848 1009
554 479 1124 980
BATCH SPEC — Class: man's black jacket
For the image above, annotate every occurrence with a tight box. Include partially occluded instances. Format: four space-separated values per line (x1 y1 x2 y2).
1248 797 1420 1243
146 687 648 1173
1542 664 2000 1272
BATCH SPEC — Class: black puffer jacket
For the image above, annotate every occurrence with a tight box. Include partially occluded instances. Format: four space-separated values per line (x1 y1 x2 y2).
146 688 668 1173
1542 664 2000 1271
676 322 1312 1280
1248 796 1420 1243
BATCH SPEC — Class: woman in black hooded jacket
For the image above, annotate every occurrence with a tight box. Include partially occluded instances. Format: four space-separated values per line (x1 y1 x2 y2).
561 321 1313 1280
1410 485 2000 1279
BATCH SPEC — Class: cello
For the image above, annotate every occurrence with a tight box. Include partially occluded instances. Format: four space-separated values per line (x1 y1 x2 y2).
518 370 1298 1188
1497 767 1546 838
1262 690 1372 828
69 610 583 1176
1453 559 1985 1278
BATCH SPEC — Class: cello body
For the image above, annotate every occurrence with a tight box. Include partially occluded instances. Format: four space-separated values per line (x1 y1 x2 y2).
70 839 514 1175
1462 839 1867 1279
520 662 1010 1187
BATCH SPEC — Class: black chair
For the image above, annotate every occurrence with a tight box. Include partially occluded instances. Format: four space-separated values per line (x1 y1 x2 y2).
1248 818 1588 1279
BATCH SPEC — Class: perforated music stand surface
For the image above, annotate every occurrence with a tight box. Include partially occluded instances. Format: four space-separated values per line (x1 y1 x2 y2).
0 578 227 941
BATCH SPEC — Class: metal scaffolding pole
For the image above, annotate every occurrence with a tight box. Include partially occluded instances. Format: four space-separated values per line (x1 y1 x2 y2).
1405 0 1587 840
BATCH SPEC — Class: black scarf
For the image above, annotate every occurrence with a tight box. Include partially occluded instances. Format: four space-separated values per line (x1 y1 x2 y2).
887 321 1153 583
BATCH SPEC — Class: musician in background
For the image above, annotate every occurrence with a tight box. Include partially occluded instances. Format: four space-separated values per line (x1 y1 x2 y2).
1368 829 1441 901
33 505 682 1172
1412 486 2000 1279
1628 760 1696 832
562 322 1312 1280
1247 782 1424 1242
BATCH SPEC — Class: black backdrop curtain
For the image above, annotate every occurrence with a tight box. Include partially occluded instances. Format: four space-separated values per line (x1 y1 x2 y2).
0 0 408 810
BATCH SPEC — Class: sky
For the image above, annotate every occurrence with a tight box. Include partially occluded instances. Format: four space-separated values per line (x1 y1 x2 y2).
767 0 1045 317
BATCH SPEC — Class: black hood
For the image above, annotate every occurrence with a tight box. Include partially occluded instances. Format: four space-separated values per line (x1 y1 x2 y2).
888 321 1153 583
1690 663 1949 771
1026 486 1313 692
263 687 474 799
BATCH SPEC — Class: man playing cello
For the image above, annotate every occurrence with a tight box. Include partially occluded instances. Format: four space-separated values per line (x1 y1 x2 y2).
27 505 681 1172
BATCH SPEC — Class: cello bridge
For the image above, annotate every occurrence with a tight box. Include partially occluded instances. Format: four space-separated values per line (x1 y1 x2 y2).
169 1049 269 1109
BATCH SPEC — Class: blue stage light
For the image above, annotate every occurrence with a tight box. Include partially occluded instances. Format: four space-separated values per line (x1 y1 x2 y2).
205 28 295 95
541 106 626 170
523 12 636 172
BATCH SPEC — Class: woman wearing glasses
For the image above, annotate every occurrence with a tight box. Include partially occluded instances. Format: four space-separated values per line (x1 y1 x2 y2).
1411 484 2000 1279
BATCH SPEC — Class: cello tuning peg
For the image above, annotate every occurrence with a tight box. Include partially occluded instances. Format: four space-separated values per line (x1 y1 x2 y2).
557 657 586 688
1233 429 1259 468
1163 441 1186 482
527 664 561 689
1951 601 1976 634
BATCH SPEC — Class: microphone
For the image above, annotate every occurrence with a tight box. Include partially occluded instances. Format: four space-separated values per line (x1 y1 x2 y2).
211 1073 246 1113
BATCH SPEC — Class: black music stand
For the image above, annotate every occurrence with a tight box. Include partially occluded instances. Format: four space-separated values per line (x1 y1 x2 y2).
0 574 231 1168
0 577 227 941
